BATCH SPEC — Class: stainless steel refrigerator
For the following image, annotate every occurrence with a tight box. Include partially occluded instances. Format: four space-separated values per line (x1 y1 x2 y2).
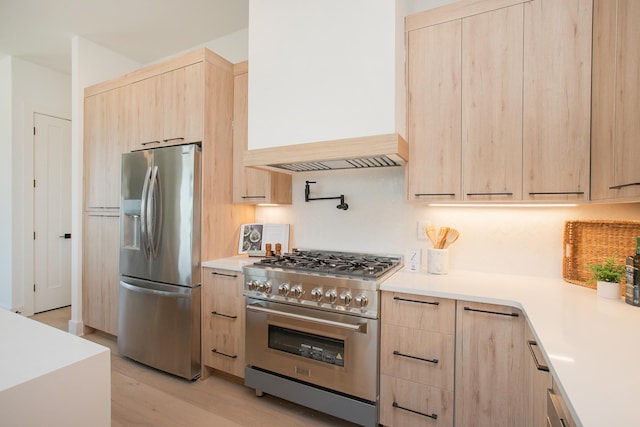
118 143 201 380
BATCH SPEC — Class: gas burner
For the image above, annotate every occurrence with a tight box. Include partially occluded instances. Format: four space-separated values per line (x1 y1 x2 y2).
253 249 402 279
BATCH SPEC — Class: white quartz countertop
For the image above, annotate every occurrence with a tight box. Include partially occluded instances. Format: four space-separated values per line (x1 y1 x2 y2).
0 308 109 391
381 269 640 427
202 255 257 272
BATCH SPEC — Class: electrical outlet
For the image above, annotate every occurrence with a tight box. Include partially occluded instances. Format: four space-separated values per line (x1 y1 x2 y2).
417 221 430 240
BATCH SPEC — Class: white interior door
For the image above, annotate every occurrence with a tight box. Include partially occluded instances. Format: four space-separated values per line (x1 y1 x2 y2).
34 113 72 313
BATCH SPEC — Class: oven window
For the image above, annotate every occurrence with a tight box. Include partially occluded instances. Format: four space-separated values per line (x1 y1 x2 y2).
268 325 345 367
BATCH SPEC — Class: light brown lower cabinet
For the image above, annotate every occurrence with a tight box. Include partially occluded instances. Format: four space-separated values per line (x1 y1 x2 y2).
455 301 525 427
524 321 553 427
201 267 245 379
379 292 455 426
82 212 120 336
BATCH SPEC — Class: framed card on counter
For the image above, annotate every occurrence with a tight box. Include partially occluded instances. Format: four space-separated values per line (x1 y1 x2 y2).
238 223 290 255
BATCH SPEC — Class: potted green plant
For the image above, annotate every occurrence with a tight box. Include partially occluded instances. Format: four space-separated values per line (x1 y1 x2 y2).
588 255 626 299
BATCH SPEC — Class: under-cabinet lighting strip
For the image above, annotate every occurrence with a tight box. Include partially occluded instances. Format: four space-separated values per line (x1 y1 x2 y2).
428 203 579 208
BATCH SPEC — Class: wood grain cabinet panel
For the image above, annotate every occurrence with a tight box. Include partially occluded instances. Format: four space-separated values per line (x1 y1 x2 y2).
406 20 462 202
462 3 523 201
407 0 593 203
380 375 454 427
455 301 525 427
82 212 120 335
591 0 640 202
380 291 455 426
232 63 291 205
523 320 552 427
201 268 245 379
523 0 592 202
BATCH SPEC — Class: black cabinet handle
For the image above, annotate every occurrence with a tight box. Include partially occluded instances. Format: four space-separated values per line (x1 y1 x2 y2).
527 340 549 372
414 193 456 197
211 311 238 319
393 350 438 364
609 182 640 190
463 306 519 317
211 271 238 278
528 191 584 195
394 296 439 306
466 192 513 196
163 137 185 143
392 402 438 420
241 195 267 199
140 140 161 146
211 348 237 359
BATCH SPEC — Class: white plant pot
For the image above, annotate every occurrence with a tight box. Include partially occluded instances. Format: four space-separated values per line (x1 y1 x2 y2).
597 281 621 299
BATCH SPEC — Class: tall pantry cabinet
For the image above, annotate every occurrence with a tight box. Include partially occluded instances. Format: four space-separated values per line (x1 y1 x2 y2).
82 49 254 335
406 0 592 203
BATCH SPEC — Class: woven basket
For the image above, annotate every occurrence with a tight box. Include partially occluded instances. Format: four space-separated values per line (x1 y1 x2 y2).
563 220 640 293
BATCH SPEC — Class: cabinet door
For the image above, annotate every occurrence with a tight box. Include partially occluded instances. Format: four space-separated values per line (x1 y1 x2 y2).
163 62 204 145
523 0 592 201
130 75 163 150
82 213 120 335
462 4 523 201
232 67 291 205
202 268 245 378
407 20 462 202
524 321 552 427
455 301 525 427
592 0 640 201
84 87 128 209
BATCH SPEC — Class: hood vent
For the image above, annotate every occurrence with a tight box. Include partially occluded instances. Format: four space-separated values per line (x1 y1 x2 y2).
244 133 408 173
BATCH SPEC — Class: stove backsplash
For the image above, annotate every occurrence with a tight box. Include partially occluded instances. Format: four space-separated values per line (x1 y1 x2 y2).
255 168 640 279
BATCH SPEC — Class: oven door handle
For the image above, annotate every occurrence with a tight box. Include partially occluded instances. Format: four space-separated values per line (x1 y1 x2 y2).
246 304 368 333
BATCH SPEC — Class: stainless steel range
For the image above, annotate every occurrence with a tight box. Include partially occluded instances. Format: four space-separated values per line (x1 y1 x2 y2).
243 249 402 427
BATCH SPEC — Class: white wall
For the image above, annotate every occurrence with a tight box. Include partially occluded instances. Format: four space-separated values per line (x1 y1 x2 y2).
0 56 12 309
248 0 403 150
0 58 71 313
256 168 640 278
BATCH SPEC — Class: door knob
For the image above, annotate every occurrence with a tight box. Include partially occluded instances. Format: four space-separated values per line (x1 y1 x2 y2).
59 233 71 239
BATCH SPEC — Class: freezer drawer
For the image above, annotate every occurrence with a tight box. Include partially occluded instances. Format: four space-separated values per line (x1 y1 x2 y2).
117 277 201 380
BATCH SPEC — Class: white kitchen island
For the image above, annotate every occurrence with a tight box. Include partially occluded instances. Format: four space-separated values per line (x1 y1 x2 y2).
0 309 110 427
382 269 640 427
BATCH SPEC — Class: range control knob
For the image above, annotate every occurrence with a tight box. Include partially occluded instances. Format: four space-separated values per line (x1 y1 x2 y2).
248 280 260 291
325 289 338 304
310 287 323 302
340 291 353 306
262 281 272 294
278 283 290 296
292 285 304 299
354 294 368 308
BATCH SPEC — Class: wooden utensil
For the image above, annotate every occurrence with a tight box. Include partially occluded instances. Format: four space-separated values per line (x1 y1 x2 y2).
425 225 437 247
436 226 450 249
443 228 459 248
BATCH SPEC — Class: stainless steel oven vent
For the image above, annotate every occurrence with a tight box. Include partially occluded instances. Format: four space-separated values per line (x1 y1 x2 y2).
269 155 401 172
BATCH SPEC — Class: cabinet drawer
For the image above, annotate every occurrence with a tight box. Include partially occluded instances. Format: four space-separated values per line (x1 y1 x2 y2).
380 375 453 427
381 292 455 334
381 324 454 390
203 322 244 378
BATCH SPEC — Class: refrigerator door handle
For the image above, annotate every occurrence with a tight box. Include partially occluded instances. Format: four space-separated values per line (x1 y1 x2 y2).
148 165 163 259
140 166 153 260
120 280 186 298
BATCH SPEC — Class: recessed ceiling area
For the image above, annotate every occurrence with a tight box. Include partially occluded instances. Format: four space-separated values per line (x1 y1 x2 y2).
0 0 249 74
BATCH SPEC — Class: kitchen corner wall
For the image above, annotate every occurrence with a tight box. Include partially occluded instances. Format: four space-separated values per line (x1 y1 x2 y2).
255 167 640 278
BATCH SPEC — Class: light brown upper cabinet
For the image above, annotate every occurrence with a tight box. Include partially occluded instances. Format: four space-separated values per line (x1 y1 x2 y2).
523 0 592 202
462 3 523 202
407 0 592 203
232 62 291 205
129 62 204 151
84 85 130 209
591 0 640 202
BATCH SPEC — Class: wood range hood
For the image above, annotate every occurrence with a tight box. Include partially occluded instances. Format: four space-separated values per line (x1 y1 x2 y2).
243 133 408 173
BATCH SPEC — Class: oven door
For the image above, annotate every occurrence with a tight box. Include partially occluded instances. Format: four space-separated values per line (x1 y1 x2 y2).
245 297 379 402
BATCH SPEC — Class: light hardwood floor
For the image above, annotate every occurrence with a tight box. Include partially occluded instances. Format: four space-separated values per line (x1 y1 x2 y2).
30 307 358 427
